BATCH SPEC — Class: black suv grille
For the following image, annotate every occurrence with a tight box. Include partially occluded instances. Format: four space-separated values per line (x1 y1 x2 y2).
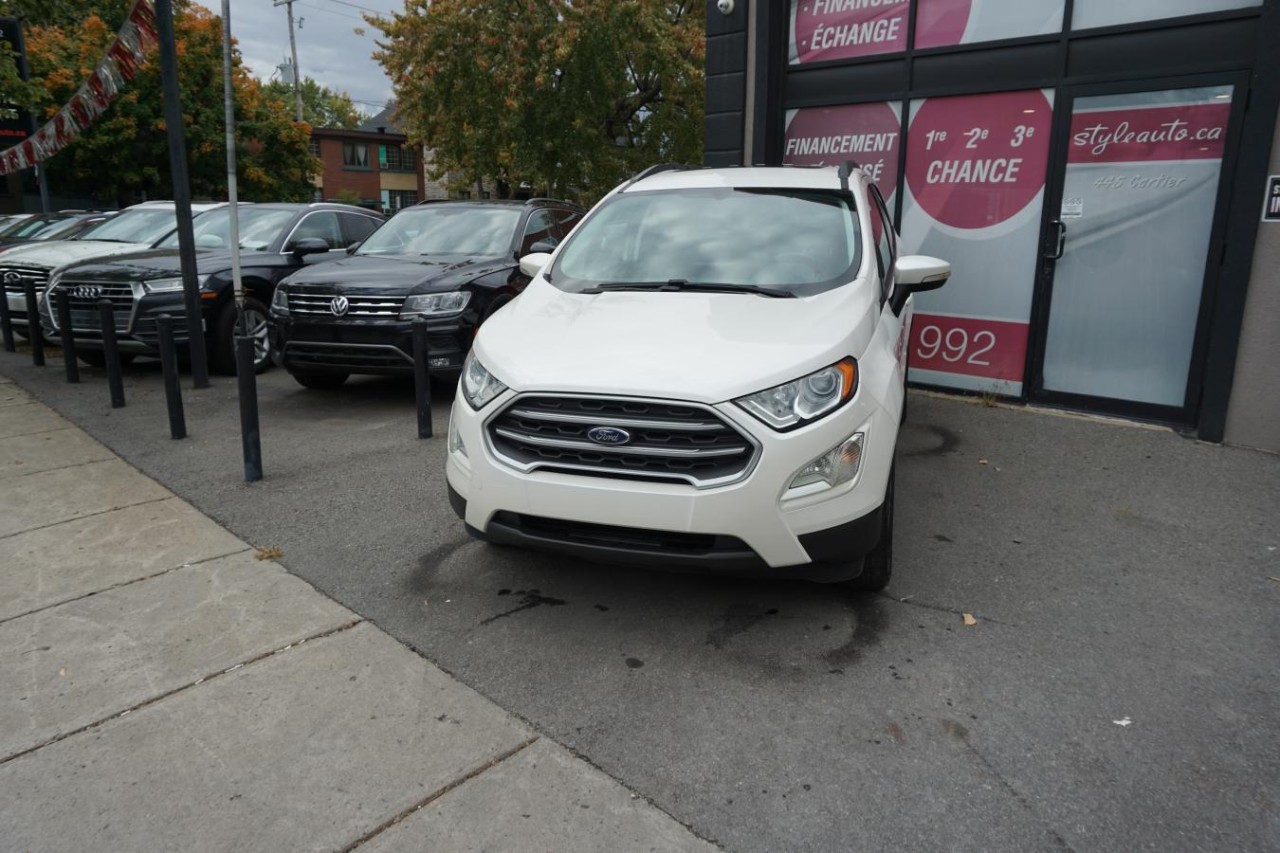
487 395 757 488
51 280 135 333
490 512 754 558
1 265 49 296
286 288 405 318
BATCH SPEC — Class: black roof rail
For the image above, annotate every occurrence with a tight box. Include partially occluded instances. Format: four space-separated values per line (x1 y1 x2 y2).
837 160 861 193
625 163 698 189
523 197 585 210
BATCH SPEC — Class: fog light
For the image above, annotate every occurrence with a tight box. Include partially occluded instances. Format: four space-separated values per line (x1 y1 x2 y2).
448 411 467 457
789 433 863 491
429 356 451 368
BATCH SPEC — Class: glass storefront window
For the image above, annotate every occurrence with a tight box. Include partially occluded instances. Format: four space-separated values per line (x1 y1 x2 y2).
915 0 1064 49
900 89 1055 395
789 0 910 64
1071 0 1262 30
782 102 903 202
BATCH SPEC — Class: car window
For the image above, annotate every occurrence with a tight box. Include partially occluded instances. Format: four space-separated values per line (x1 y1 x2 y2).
340 212 381 245
288 211 345 250
156 207 296 251
520 209 557 254
553 208 582 240
553 187 861 297
78 208 182 244
356 206 522 256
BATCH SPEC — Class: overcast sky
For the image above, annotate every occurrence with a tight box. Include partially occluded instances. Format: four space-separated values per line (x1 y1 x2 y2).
193 0 401 115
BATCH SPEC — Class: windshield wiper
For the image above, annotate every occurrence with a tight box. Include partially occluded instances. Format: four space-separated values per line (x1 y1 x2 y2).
580 279 796 298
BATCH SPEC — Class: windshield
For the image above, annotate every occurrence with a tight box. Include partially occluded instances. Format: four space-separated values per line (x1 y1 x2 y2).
36 216 103 241
157 207 295 251
0 216 60 238
357 205 521 256
553 188 861 297
79 208 184 244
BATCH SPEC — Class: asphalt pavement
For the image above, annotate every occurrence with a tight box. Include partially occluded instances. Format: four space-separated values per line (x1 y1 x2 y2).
1 348 1277 853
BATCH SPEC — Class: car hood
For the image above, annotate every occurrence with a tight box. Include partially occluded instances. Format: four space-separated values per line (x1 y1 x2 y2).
0 240 154 270
53 249 259 283
474 277 880 404
282 254 510 293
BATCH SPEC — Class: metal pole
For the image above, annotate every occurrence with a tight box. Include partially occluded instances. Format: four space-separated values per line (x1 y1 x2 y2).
412 316 433 438
224 0 262 481
22 279 43 366
235 334 262 481
156 0 210 389
0 288 15 352
55 291 79 383
156 314 186 439
97 300 125 408
282 0 304 122
12 20 50 213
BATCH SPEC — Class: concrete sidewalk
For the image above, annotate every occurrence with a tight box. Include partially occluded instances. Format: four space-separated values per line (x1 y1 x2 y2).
0 375 718 852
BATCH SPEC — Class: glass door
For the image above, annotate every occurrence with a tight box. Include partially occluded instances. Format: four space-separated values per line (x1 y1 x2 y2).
1030 77 1245 421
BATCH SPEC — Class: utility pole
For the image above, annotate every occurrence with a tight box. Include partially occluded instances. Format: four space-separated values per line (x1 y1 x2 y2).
274 0 303 122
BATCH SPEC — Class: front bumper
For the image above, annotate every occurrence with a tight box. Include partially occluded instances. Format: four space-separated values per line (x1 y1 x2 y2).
271 312 469 378
445 388 896 578
44 290 207 355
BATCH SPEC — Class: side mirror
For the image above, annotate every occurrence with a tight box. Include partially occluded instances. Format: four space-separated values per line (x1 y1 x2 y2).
529 238 558 254
291 237 330 257
890 255 951 316
519 251 552 278
346 241 362 255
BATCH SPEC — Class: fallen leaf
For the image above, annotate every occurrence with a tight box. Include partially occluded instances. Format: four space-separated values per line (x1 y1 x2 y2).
58 667 66 677
962 613 977 626
1113 717 1132 727
978 459 989 465
254 546 284 561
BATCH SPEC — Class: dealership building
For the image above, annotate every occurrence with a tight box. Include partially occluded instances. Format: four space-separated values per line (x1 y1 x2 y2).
704 0 1280 453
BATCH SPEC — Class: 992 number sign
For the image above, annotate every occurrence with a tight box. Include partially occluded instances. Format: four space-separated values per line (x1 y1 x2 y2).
908 314 1029 382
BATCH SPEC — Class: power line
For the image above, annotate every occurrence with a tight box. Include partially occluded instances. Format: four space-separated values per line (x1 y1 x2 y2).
318 0 385 15
295 2 365 22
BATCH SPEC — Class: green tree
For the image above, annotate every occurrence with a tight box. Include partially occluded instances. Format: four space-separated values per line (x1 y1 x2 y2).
19 2 318 204
262 76 365 130
369 0 703 203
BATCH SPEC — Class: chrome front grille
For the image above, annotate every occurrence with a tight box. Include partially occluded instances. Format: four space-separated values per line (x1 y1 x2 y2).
51 280 136 333
1 265 50 297
286 288 405 317
487 395 759 488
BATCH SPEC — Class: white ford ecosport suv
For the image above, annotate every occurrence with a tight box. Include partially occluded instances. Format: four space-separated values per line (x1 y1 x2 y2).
445 164 949 589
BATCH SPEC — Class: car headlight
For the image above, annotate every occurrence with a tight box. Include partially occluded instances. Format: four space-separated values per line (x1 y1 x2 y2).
402 291 470 317
734 358 858 431
460 351 507 410
143 275 209 294
271 285 289 313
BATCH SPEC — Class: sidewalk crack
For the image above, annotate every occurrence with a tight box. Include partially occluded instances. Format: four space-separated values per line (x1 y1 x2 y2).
342 736 541 851
0 495 174 542
0 618 364 766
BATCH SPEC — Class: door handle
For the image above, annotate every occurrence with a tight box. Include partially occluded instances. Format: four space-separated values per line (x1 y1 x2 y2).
1045 220 1067 260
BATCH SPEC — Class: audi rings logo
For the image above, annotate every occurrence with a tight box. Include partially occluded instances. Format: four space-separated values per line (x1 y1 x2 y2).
71 285 102 300
2 271 20 285
330 295 349 316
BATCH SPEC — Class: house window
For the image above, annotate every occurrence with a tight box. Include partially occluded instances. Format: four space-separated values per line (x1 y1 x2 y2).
382 144 416 171
386 190 419 211
307 138 321 157
342 142 369 168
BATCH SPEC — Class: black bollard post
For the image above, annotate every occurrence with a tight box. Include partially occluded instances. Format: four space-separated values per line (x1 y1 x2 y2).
0 287 14 353
97 299 125 408
412 316 433 438
23 279 44 366
156 314 186 439
55 291 79 383
234 333 262 481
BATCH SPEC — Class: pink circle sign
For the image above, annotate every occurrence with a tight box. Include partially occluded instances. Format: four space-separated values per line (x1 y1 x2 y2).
905 90 1052 230
783 102 902 199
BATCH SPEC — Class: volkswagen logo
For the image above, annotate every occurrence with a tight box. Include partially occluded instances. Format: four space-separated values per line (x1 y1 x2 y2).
2 271 20 284
587 426 631 446
71 285 102 300
330 295 349 316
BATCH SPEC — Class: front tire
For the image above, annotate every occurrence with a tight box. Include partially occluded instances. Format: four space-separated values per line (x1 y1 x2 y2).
846 464 894 592
210 298 271 375
290 370 348 390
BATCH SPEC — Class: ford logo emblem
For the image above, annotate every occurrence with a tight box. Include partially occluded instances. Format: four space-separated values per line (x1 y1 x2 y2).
587 426 631 446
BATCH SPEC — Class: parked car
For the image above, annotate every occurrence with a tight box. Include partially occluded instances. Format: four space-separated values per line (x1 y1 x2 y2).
43 203 382 373
1 201 225 338
268 198 583 389
444 163 950 590
0 212 73 249
18 211 116 245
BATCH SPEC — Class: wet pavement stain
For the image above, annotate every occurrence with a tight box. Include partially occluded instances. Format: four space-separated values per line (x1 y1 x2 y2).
625 657 644 668
407 537 471 592
705 604 778 649
824 594 889 668
901 424 961 457
479 588 568 625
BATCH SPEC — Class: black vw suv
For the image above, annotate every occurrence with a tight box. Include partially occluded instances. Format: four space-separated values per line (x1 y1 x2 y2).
44 203 382 372
269 198 582 389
